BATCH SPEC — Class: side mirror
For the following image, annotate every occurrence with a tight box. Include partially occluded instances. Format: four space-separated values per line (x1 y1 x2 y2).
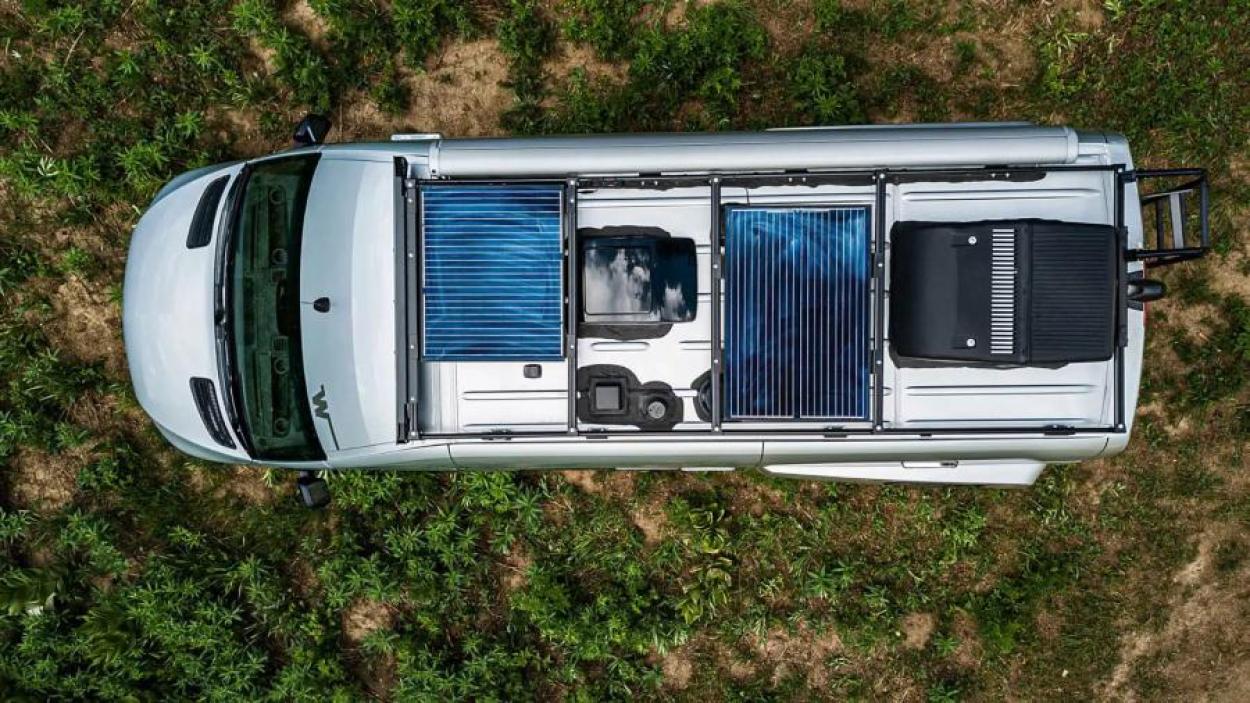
293 113 332 146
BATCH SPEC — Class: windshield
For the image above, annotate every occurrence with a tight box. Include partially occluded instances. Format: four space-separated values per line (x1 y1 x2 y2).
224 154 324 461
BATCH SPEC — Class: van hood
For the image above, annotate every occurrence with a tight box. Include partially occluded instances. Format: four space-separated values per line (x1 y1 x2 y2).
299 155 398 451
123 164 250 463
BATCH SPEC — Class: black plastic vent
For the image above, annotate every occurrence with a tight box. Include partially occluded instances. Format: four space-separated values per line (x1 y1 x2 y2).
186 175 229 249
190 377 236 448
1028 226 1116 363
890 219 1116 365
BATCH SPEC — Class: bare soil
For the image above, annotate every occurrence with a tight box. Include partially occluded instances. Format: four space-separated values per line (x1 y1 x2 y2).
46 275 125 376
545 42 629 84
342 597 399 700
1104 525 1250 700
950 610 984 671
343 597 395 644
283 0 329 50
501 543 533 592
391 39 512 139
661 646 695 689
754 620 844 687
900 612 936 650
559 468 637 498
7 443 100 512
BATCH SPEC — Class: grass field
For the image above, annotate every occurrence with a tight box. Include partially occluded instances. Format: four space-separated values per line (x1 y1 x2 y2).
2 0 1250 700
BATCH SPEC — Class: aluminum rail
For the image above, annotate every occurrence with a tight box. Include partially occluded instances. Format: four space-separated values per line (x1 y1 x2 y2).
428 125 1080 178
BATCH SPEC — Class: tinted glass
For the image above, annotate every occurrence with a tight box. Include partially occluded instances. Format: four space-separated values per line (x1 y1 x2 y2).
228 155 324 461
581 236 697 323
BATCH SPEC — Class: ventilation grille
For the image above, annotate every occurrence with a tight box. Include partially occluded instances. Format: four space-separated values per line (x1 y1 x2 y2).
190 377 235 448
1029 227 1116 362
990 227 1016 355
724 207 871 420
186 175 229 249
422 185 564 361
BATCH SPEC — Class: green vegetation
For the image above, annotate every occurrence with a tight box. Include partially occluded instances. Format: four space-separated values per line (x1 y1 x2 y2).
2 0 1249 700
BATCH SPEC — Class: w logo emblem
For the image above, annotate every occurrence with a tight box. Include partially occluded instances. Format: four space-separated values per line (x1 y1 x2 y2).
312 385 339 449
312 386 330 418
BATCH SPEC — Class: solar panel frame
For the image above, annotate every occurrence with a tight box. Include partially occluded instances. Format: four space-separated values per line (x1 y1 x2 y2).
723 205 872 421
420 184 565 361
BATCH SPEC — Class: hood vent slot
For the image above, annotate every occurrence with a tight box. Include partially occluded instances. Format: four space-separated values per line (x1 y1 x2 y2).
190 377 236 448
990 228 1017 355
186 175 229 249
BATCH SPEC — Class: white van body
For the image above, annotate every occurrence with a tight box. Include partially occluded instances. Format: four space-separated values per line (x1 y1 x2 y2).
123 123 1207 486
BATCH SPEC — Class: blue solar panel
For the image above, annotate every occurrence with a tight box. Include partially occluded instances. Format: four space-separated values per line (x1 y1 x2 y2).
724 207 870 420
422 185 564 361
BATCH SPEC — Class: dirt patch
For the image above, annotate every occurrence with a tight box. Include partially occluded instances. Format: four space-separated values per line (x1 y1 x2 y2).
1210 250 1250 303
342 598 398 699
730 660 757 681
724 643 758 680
208 107 283 158
1150 296 1222 366
66 391 148 436
1229 155 1250 187
45 274 125 375
559 469 637 498
864 0 1105 119
185 465 280 506
949 610 984 671
342 597 396 646
501 544 533 592
287 558 321 599
1134 398 1193 439
756 0 816 56
336 39 511 141
1061 0 1105 30
663 0 721 29
735 475 787 517
6 444 96 512
49 201 135 270
1173 526 1223 588
754 620 844 687
223 466 278 505
542 492 575 527
900 612 936 650
560 469 603 494
661 647 694 689
1035 609 1063 642
630 503 667 545
283 0 329 50
1102 525 1250 700
244 37 280 77
545 42 629 84
561 469 672 543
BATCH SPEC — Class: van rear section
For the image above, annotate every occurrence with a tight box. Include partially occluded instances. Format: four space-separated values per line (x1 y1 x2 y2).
376 124 1209 484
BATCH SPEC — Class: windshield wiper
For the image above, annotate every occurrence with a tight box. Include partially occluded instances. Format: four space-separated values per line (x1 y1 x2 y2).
213 166 253 456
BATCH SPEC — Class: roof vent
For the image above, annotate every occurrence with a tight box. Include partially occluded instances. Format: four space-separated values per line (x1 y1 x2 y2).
186 175 229 249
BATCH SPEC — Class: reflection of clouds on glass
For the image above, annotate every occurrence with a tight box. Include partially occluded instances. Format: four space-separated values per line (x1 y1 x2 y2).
584 248 654 319
581 237 696 323
661 283 688 320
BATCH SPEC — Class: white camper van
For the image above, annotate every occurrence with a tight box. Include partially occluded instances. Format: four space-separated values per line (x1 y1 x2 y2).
123 121 1208 499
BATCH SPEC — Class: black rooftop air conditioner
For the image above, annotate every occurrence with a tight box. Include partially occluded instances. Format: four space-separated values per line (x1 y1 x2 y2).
890 219 1117 365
